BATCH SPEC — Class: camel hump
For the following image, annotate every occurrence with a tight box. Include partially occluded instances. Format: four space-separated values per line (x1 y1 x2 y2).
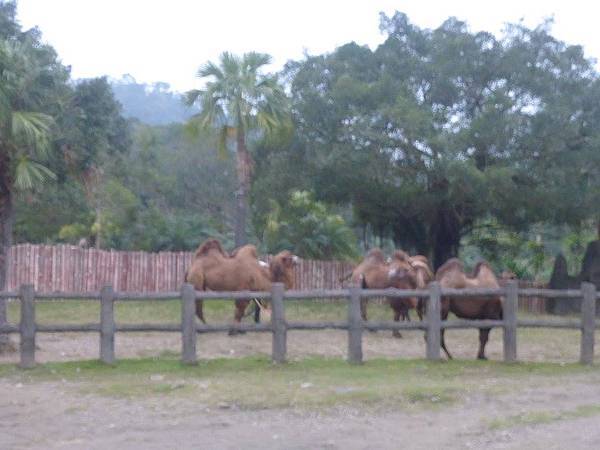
366 248 385 263
194 239 226 258
392 250 410 262
472 260 493 277
436 258 464 280
233 244 259 259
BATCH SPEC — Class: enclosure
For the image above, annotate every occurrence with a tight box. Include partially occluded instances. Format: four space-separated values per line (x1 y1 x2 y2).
1 281 598 368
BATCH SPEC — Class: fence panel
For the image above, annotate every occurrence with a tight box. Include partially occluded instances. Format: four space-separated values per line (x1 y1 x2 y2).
8 244 356 294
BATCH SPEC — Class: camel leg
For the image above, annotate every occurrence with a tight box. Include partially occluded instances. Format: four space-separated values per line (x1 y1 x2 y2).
477 328 491 360
195 300 206 324
416 298 425 322
392 307 402 338
440 329 452 360
361 298 376 333
253 302 261 323
360 298 368 321
440 309 452 359
229 299 250 336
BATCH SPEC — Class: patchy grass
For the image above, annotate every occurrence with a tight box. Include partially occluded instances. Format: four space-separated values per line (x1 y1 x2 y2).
5 297 401 325
488 404 600 430
0 356 596 410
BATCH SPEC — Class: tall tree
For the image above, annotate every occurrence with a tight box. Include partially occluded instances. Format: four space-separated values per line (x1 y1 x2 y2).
277 14 600 268
0 1 70 351
185 52 290 246
64 77 130 248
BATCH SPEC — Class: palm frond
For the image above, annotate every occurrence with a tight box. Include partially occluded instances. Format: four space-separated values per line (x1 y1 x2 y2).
220 52 241 79
198 60 224 80
11 111 53 156
184 89 203 107
14 157 56 191
243 52 271 72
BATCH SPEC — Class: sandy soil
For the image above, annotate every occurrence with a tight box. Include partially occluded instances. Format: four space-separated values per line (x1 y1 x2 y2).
0 323 590 365
2 370 600 449
2 324 598 449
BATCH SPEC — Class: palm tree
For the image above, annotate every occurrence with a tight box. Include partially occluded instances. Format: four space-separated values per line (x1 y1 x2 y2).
186 52 290 246
0 38 57 351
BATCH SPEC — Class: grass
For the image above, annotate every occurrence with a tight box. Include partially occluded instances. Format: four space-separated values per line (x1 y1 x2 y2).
7 296 580 324
488 404 600 430
5 297 396 324
0 356 595 410
4 297 595 364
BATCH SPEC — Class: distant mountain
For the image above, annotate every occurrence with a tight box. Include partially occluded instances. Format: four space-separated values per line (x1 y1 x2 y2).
110 75 198 125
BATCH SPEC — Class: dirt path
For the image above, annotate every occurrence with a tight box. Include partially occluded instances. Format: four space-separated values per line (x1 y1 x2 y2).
0 325 589 365
2 371 600 449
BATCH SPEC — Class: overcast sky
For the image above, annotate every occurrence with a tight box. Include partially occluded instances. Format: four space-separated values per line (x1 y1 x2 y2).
16 0 600 92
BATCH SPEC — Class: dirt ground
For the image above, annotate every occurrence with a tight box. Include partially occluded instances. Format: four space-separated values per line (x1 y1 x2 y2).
2 366 600 449
2 327 600 449
0 324 591 365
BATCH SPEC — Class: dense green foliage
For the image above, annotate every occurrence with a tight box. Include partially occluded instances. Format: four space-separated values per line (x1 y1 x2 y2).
0 0 72 298
4 1 600 275
254 13 600 268
263 191 359 260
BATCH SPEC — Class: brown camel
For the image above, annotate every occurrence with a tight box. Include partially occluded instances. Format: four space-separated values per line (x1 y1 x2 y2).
185 239 297 332
351 248 389 322
388 252 433 336
351 249 430 337
435 258 503 360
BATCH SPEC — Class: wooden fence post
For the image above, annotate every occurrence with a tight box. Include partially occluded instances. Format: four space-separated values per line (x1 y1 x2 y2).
181 283 197 365
19 284 35 369
347 285 363 364
100 285 115 364
503 280 518 363
426 282 441 361
271 283 286 363
580 282 596 365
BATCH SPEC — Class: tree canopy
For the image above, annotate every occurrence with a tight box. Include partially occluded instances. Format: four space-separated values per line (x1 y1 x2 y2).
185 52 291 247
255 13 600 268
4 4 599 277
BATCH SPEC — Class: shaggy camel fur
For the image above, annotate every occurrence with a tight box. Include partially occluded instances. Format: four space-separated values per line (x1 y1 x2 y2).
435 258 503 360
351 249 433 337
185 239 297 331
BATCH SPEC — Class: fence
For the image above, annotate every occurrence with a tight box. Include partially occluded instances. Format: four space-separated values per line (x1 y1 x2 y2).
7 244 547 312
7 244 354 293
1 281 598 369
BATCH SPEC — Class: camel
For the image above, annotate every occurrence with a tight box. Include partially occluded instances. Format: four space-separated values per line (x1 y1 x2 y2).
434 258 503 360
185 239 298 333
351 249 432 337
388 252 433 336
351 248 389 322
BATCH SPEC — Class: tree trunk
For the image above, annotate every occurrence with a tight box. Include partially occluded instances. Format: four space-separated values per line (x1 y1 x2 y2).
95 206 102 250
430 210 461 270
0 187 15 353
234 129 253 247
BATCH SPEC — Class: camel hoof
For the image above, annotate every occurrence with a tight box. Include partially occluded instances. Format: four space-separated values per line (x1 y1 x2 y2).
392 331 402 338
368 328 377 333
477 355 487 361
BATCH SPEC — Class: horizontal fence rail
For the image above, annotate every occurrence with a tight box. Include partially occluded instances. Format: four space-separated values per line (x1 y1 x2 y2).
0 282 598 368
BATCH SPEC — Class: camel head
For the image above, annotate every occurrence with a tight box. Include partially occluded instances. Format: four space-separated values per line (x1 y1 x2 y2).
500 270 517 281
388 258 418 289
270 250 299 289
194 238 227 259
